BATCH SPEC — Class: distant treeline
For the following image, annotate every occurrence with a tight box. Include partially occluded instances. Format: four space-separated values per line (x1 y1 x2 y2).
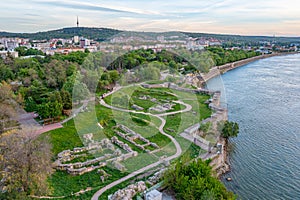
0 27 121 41
1 27 300 45
182 32 300 46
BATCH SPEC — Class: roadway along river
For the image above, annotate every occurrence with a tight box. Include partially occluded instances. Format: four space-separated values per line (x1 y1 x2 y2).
207 54 300 200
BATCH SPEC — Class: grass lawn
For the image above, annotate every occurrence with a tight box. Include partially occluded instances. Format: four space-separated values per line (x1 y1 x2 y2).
163 93 211 137
153 142 177 157
104 86 182 113
48 167 128 197
134 138 147 145
122 153 159 172
175 136 206 158
147 133 171 148
40 119 83 157
112 111 160 138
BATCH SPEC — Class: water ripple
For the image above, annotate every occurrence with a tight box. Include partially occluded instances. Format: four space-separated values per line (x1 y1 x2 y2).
209 54 300 199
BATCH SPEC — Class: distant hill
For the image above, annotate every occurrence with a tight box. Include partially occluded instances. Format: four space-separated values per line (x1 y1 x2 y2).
0 27 299 45
182 32 300 45
0 27 122 41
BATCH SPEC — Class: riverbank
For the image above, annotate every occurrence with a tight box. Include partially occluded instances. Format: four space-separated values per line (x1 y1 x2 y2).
207 53 300 199
201 52 299 83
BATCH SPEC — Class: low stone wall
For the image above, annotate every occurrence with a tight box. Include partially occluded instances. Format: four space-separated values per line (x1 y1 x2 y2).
54 136 138 175
115 124 159 152
180 90 227 151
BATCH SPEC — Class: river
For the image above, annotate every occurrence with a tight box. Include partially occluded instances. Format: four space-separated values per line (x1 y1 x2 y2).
206 54 300 199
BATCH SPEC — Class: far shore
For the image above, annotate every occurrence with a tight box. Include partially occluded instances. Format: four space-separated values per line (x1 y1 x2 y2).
202 51 299 82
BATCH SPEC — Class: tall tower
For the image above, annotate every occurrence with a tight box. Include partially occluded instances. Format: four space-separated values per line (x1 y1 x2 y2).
77 16 79 28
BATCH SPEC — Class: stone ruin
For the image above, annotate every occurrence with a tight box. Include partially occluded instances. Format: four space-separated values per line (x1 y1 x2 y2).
131 104 144 110
53 133 138 175
108 181 147 200
114 124 159 152
149 103 175 112
139 95 157 103
147 169 166 185
98 169 112 183
108 168 166 200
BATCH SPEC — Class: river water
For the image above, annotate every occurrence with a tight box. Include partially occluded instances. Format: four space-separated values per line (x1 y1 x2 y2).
207 54 300 199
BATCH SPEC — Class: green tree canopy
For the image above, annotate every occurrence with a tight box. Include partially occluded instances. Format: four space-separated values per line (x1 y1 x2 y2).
221 121 239 139
163 156 236 200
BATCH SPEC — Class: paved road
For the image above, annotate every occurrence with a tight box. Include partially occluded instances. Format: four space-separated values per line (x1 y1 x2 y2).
91 92 191 200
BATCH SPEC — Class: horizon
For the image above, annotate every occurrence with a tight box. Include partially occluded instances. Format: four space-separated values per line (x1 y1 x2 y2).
1 0 300 37
2 26 300 38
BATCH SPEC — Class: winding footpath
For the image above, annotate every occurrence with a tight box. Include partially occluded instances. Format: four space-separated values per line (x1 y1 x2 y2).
91 93 193 199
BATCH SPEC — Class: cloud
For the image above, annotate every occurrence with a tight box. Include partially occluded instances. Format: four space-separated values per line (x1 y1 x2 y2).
1 0 300 36
24 13 41 17
33 0 161 15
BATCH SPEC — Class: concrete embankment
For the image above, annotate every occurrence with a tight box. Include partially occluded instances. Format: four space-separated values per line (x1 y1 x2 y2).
201 52 298 83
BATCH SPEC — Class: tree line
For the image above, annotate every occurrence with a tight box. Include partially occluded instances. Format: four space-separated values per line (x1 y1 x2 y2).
0 47 255 122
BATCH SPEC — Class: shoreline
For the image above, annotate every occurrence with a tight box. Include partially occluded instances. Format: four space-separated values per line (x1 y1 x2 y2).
201 52 299 83
205 52 298 179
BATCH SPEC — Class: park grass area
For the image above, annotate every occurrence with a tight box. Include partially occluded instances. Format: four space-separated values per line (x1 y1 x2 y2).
163 94 211 137
40 119 83 157
134 138 147 145
145 80 165 84
112 111 160 138
104 86 183 113
130 112 162 127
147 133 171 148
122 153 159 172
153 141 177 157
48 167 128 197
175 136 206 158
73 105 108 142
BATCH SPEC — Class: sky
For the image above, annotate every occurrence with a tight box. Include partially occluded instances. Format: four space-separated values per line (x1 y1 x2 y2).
1 0 300 36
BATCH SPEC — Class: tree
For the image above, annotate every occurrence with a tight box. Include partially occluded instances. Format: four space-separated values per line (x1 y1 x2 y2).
136 66 160 81
72 80 90 103
15 47 44 57
0 130 53 199
83 70 99 93
0 82 21 133
108 70 119 83
44 60 67 89
221 121 239 139
66 63 78 77
60 90 72 110
163 156 236 200
0 63 14 81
